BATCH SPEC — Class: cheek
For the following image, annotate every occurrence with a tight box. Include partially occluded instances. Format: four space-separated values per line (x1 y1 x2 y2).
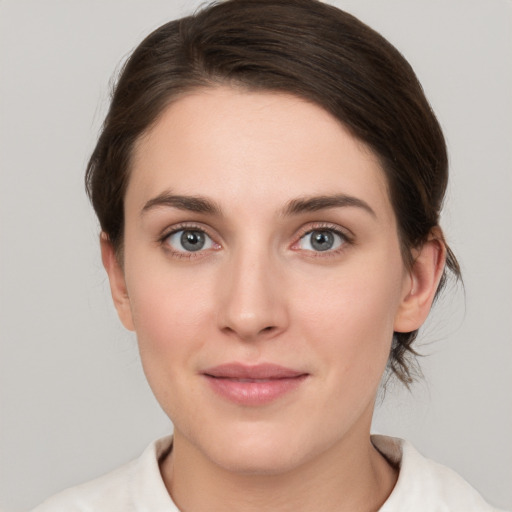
293 261 403 375
125 266 218 418
124 256 217 368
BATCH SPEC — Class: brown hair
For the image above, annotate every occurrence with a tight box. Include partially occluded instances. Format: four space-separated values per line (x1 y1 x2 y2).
86 0 461 384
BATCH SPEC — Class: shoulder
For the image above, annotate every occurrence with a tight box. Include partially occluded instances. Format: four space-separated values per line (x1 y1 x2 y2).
373 435 505 512
31 436 176 512
30 462 134 512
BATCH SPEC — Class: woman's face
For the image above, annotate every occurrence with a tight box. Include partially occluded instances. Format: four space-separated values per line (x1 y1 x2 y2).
109 86 415 474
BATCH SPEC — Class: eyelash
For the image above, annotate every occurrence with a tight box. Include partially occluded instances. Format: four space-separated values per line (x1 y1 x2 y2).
158 223 220 260
291 222 353 258
158 222 353 260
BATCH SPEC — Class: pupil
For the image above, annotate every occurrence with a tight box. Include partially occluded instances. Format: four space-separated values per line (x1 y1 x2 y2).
311 230 334 251
181 230 205 251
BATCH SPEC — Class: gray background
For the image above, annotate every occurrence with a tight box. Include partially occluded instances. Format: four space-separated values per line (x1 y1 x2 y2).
0 1 510 510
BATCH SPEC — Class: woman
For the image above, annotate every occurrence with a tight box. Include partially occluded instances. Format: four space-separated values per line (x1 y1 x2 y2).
31 0 504 510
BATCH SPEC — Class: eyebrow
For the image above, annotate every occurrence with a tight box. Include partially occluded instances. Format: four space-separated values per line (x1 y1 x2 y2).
283 194 376 217
141 191 376 218
141 192 222 216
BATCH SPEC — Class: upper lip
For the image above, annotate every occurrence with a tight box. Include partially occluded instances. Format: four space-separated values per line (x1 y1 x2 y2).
202 363 307 380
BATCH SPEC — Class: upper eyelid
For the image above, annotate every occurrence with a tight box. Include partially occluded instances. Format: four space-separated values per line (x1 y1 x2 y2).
159 222 215 240
160 225 219 257
157 221 353 247
294 222 353 240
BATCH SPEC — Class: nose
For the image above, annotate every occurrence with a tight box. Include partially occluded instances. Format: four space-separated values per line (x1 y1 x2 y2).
216 245 289 342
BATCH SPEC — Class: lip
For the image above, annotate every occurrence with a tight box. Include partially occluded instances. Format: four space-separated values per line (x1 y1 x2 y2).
202 363 308 406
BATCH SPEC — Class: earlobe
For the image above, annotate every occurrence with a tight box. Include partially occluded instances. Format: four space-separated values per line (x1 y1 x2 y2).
394 232 446 333
100 233 135 331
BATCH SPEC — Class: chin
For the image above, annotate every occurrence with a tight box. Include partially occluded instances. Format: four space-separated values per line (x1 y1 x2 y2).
194 421 326 476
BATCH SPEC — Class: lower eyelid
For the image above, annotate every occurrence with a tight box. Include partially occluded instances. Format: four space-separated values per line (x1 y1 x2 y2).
158 223 351 257
160 225 219 254
299 230 344 250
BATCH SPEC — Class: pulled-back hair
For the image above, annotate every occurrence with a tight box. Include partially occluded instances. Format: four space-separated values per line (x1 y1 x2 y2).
86 0 461 384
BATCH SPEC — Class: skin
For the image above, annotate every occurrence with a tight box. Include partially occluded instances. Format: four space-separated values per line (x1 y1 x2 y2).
102 86 445 511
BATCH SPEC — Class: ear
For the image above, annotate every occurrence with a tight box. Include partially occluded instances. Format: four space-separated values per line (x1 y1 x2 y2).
394 230 447 333
100 233 135 331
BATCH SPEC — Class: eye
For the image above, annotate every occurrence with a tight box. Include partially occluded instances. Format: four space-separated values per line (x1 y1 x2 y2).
165 229 216 253
297 229 345 252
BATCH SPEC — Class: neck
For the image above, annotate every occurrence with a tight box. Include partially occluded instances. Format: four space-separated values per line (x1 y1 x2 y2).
160 426 397 512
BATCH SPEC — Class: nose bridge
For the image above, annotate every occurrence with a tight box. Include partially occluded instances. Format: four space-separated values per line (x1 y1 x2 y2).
217 238 287 340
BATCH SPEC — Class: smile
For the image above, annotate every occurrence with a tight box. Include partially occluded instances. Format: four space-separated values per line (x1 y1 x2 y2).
202 363 308 406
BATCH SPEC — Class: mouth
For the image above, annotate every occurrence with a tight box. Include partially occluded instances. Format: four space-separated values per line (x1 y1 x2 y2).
202 363 309 406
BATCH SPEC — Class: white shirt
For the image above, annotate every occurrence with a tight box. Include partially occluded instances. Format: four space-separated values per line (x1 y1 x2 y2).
32 435 504 511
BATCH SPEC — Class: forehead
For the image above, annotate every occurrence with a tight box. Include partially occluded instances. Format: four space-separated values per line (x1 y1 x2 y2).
127 86 393 222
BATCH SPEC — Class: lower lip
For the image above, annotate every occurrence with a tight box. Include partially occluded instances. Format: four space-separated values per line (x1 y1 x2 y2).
204 375 307 406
